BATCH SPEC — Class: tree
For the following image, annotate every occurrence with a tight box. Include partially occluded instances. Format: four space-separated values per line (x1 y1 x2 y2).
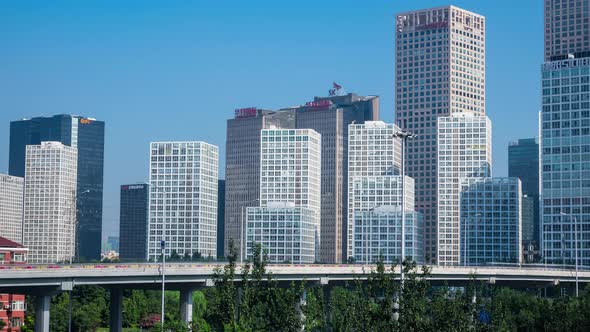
122 290 149 327
206 239 238 331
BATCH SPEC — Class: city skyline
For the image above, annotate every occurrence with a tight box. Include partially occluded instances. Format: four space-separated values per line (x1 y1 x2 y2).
0 0 543 241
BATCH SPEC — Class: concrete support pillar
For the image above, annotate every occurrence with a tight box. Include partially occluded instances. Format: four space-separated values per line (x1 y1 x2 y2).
180 287 195 325
35 294 51 332
109 288 123 332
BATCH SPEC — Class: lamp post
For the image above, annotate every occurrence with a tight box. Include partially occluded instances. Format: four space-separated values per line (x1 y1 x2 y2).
241 199 260 264
560 212 579 297
391 130 416 287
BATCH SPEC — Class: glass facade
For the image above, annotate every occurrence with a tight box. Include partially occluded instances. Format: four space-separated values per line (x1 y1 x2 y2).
460 177 522 265
508 138 540 247
437 114 492 265
147 142 219 261
9 115 105 261
544 0 590 61
395 6 486 263
353 208 424 265
347 121 403 259
541 57 590 266
23 142 78 264
119 183 149 261
0 174 24 244
246 206 316 264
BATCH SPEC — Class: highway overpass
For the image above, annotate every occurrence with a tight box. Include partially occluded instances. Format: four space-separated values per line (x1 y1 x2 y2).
1 263 588 331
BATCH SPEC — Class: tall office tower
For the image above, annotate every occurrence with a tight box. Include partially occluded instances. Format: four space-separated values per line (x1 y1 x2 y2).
541 57 590 266
460 177 522 265
347 121 403 259
217 179 225 258
295 93 379 263
508 138 540 247
395 6 486 263
147 142 219 261
0 174 24 243
350 176 423 264
119 183 149 261
246 129 322 263
9 115 105 261
224 108 295 257
544 0 590 61
437 114 492 266
23 142 78 264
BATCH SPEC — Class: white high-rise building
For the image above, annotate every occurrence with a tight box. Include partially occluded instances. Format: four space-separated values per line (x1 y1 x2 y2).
350 176 423 264
460 177 522 265
395 6 486 264
347 121 403 259
23 142 78 264
437 113 492 265
147 142 219 261
247 128 321 263
0 174 24 243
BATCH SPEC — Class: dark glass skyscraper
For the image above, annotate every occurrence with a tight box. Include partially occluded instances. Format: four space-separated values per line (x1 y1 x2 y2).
9 114 105 261
119 183 149 261
217 179 225 258
508 138 540 246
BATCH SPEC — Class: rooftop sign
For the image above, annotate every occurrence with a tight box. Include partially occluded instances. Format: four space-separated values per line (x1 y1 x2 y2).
234 107 258 118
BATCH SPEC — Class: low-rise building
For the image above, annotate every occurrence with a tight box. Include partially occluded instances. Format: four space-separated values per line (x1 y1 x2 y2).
0 236 27 331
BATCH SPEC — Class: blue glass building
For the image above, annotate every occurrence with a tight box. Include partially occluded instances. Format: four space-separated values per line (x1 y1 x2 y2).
119 183 149 261
9 114 105 261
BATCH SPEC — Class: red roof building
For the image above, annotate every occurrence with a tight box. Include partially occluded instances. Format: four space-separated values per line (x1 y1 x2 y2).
0 236 28 331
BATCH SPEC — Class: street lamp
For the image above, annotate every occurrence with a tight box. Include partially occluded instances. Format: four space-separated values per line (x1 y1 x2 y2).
241 199 260 264
560 212 579 297
391 130 416 287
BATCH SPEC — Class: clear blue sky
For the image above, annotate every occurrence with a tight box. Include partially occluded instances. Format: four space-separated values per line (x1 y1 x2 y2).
0 0 542 241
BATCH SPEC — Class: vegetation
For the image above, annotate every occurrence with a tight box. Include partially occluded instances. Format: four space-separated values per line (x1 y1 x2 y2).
19 244 590 331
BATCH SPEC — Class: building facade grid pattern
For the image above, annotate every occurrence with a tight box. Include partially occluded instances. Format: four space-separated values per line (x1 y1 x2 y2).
0 175 24 244
395 6 486 263
23 142 78 264
437 114 492 266
147 141 219 261
460 177 522 265
347 121 403 259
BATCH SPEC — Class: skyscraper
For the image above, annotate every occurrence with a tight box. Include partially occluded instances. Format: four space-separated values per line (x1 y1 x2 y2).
508 138 540 246
0 174 24 244
23 142 78 264
225 92 378 263
540 57 590 266
147 142 218 261
246 128 321 263
217 179 225 258
347 121 403 259
544 0 590 61
295 93 379 263
224 108 295 257
437 114 492 266
9 115 105 261
119 183 149 261
395 6 486 263
460 177 522 265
